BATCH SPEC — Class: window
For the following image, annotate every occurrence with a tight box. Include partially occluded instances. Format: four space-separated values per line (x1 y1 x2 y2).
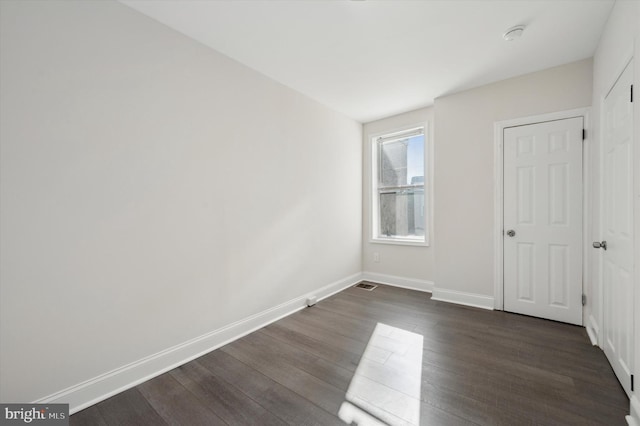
371 126 427 245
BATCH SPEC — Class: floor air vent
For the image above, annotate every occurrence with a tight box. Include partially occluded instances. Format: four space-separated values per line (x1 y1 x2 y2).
355 282 377 291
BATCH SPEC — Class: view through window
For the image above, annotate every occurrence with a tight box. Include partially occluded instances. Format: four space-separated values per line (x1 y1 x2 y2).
373 127 426 243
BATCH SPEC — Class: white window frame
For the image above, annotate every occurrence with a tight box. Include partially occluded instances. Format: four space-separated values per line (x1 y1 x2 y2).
370 123 429 246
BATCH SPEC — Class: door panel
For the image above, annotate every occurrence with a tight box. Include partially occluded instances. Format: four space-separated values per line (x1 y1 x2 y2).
549 163 568 225
602 60 634 397
517 243 534 301
549 244 569 306
517 166 534 224
503 117 583 325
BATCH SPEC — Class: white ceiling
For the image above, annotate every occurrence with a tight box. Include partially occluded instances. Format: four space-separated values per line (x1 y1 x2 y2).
119 0 614 123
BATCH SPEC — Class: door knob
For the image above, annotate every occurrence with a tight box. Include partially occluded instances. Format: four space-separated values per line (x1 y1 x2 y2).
593 241 607 250
506 229 516 237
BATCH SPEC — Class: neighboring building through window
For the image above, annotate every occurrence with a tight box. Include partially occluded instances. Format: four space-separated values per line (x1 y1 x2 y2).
372 126 427 245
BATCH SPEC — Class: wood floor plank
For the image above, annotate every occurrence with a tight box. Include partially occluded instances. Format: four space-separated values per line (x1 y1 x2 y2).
70 283 628 425
315 294 427 330
221 334 347 415
568 377 630 410
420 339 577 389
298 303 381 337
274 313 369 358
170 361 286 426
137 373 227 425
69 406 108 426
198 349 344 426
420 381 537 426
252 329 355 391
421 363 605 425
261 322 362 372
420 401 481 426
96 388 167 426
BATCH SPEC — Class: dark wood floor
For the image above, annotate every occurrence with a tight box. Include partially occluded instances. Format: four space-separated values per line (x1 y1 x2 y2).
71 283 628 425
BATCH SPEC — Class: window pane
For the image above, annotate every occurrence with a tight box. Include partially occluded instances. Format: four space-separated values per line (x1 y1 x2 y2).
379 189 425 238
406 135 424 185
379 135 424 187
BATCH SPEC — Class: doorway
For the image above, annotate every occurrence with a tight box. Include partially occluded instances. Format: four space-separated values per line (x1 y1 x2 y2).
600 59 634 397
493 109 589 326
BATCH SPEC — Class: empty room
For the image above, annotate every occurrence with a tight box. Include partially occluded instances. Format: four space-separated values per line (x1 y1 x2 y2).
1 0 639 425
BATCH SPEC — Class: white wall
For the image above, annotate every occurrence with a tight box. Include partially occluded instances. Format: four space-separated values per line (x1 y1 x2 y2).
0 0 362 405
433 59 593 304
362 107 434 289
589 1 640 422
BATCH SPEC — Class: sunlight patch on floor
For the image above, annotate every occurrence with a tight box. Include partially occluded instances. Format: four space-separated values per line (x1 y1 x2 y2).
338 323 423 425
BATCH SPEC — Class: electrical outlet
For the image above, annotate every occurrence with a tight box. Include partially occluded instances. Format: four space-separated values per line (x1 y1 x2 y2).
373 252 380 263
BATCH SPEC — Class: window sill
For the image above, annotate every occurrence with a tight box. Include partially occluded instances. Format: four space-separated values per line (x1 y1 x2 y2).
370 237 429 247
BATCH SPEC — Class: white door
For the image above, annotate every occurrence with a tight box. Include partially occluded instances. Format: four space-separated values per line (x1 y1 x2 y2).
503 117 583 325
601 60 634 397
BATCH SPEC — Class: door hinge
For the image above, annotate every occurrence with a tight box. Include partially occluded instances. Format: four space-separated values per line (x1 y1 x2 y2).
632 374 634 392
632 84 634 103
581 294 586 306
582 129 586 140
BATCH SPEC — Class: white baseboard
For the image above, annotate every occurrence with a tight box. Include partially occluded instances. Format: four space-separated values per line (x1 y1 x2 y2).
627 395 640 426
431 287 494 310
361 271 433 293
586 314 600 346
36 272 362 414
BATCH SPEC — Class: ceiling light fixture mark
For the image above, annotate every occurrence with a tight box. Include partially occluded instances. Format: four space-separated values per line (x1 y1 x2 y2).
503 25 526 41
